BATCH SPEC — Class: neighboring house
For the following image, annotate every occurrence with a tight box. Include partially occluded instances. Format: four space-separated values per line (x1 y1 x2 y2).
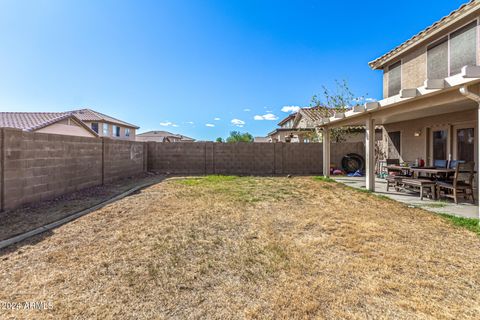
136 130 195 142
318 0 480 192
267 107 381 143
253 137 270 143
267 113 316 143
0 112 98 137
70 108 139 141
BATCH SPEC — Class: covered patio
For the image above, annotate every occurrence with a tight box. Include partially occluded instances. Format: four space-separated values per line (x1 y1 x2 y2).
334 176 478 219
321 66 480 221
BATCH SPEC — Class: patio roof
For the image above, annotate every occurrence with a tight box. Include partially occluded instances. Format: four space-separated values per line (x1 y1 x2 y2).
318 67 480 128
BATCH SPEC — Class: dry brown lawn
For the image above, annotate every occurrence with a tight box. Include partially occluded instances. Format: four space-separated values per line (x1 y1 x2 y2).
1 176 480 319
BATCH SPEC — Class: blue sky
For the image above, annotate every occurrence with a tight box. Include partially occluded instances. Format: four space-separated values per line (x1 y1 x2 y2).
0 0 467 140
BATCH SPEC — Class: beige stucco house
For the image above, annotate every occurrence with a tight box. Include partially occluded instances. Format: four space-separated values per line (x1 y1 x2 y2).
0 112 98 137
267 113 316 143
71 109 139 141
319 0 480 208
136 130 195 142
267 107 381 143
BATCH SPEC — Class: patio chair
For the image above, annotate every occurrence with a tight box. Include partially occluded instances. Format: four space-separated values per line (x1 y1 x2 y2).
436 161 475 204
448 160 465 169
434 159 448 168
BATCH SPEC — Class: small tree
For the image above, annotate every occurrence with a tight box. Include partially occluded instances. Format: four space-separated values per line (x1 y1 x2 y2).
215 137 224 143
225 131 254 143
311 80 360 143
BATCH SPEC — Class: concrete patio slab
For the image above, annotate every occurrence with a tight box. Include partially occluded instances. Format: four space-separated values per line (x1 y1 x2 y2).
333 176 479 219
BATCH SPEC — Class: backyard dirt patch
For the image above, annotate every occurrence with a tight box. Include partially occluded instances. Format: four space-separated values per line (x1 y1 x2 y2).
1 176 479 319
0 173 165 241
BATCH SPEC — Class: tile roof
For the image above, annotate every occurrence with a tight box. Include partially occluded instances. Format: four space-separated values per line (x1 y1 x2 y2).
70 108 139 129
369 0 479 69
0 112 72 131
277 114 296 126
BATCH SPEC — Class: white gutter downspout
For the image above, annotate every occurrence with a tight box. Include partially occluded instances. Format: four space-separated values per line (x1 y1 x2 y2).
459 85 480 224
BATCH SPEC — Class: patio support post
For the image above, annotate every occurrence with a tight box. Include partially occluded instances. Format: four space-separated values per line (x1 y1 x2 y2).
322 127 330 177
365 116 375 192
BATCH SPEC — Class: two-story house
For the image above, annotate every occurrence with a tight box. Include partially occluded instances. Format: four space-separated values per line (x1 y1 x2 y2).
267 112 316 142
318 0 480 193
267 107 381 143
70 109 139 141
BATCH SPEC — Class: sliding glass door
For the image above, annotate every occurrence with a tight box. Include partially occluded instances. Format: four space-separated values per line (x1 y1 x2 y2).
431 128 449 162
454 124 476 165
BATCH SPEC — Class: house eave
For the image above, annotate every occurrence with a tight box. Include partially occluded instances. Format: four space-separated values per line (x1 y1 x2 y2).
369 1 480 70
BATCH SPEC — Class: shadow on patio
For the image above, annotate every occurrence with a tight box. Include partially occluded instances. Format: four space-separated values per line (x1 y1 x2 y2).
333 176 479 219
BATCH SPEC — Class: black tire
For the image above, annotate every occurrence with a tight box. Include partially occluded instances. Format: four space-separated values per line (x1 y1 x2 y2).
341 153 365 173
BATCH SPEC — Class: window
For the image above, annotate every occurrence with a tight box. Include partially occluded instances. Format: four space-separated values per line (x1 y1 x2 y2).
125 128 130 137
388 61 401 97
113 125 120 137
388 131 401 158
91 122 99 133
427 37 448 79
103 123 109 136
432 129 448 161
450 21 477 75
457 128 474 162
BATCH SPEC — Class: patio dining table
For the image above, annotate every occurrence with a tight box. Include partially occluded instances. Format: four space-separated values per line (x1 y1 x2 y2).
384 165 413 176
409 167 456 178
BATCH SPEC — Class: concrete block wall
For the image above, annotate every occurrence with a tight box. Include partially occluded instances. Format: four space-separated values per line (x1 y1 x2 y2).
103 139 145 183
148 141 364 175
1 129 147 211
1 128 103 210
0 130 365 211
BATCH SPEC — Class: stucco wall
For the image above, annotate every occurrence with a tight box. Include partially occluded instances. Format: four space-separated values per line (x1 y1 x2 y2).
382 109 477 165
401 47 426 90
380 11 480 99
83 121 136 141
36 119 96 137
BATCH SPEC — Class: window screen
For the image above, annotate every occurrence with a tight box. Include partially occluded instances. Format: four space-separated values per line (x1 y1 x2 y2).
427 38 448 79
450 21 477 75
388 61 401 97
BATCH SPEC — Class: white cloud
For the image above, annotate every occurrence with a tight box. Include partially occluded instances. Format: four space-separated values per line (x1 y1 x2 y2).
160 121 179 127
214 117 221 121
281 106 301 113
365 98 376 102
185 121 194 125
243 108 251 112
205 123 215 127
253 113 279 121
231 119 245 127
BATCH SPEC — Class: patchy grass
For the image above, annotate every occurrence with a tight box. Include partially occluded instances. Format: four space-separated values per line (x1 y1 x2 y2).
313 176 336 183
439 214 480 236
1 176 480 319
418 202 449 208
